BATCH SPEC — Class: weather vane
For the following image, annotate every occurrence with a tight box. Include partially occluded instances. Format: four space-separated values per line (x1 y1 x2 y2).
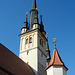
53 38 57 49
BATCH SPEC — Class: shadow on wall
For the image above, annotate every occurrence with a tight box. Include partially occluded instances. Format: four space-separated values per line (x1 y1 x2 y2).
29 65 47 75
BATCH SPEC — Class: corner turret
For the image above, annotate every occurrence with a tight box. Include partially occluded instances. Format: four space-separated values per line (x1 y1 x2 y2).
21 12 28 33
40 15 46 35
46 40 51 66
45 38 68 75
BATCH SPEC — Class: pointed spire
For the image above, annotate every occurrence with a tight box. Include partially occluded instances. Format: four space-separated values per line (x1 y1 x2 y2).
45 39 68 70
32 0 37 9
45 48 68 70
46 39 51 60
29 0 38 29
34 10 38 24
40 15 43 25
40 15 44 32
23 12 28 29
25 12 28 22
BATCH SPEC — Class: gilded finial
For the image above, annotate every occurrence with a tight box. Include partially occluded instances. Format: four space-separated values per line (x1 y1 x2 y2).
36 8 37 10
26 12 28 15
26 12 28 19
25 12 28 23
53 38 56 49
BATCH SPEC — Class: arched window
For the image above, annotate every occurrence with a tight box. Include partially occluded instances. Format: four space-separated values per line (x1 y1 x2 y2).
29 37 32 43
27 51 29 55
26 38 28 44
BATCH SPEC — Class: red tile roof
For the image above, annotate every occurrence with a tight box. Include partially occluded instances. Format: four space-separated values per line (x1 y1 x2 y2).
45 48 68 70
0 43 35 75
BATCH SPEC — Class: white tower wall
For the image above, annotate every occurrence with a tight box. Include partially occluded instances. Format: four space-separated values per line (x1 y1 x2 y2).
46 66 67 75
19 29 47 75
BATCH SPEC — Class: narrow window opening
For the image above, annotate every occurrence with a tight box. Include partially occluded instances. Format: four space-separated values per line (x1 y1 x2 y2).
29 37 32 43
26 38 28 44
27 51 29 55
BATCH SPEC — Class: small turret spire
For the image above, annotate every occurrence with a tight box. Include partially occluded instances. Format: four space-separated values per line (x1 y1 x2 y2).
25 12 28 22
21 12 28 33
23 12 28 29
40 15 44 32
40 15 43 25
46 41 51 60
46 37 51 66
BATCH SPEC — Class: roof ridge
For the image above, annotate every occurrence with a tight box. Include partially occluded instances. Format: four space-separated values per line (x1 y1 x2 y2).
53 49 56 65
0 43 35 75
0 43 29 66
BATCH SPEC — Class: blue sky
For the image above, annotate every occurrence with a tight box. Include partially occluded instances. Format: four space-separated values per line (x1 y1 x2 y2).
0 0 75 75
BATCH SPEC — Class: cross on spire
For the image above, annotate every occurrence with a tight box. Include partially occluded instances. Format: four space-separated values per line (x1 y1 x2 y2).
53 38 57 49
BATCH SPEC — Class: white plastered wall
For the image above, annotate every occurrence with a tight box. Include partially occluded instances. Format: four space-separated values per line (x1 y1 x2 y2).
46 66 67 75
19 30 47 75
19 48 38 75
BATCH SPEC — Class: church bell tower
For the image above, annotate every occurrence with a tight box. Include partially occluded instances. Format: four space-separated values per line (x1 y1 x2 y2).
19 0 50 75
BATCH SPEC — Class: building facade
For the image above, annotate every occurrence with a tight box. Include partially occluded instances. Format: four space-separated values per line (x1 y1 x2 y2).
19 0 68 75
19 0 50 75
45 48 68 75
0 0 68 75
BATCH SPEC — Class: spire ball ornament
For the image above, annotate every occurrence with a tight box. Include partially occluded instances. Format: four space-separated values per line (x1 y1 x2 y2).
26 12 28 15
36 8 37 10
